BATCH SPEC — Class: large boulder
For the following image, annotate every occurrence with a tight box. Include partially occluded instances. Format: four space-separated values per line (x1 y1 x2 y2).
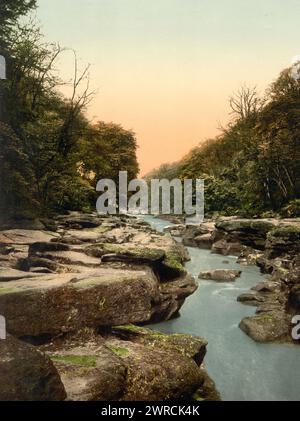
163 224 186 237
212 219 276 254
289 285 300 311
239 312 291 343
107 326 209 401
0 335 66 401
266 226 300 259
199 269 242 282
43 332 127 401
211 239 243 256
0 267 197 338
182 223 214 248
40 326 214 402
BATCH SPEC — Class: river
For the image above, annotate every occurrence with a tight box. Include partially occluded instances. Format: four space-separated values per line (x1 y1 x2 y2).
144 215 300 401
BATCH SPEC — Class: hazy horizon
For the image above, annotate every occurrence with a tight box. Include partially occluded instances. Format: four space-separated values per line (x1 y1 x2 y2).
36 0 300 175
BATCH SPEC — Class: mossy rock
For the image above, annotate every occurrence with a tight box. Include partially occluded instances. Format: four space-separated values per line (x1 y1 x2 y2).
50 354 97 368
216 219 275 234
87 243 165 263
160 246 186 279
268 225 300 240
105 345 129 358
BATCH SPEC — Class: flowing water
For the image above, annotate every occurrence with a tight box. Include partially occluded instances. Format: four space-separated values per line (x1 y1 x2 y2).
144 215 300 401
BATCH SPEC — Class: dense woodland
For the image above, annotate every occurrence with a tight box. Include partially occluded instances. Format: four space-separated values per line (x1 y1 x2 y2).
146 71 300 218
0 0 139 222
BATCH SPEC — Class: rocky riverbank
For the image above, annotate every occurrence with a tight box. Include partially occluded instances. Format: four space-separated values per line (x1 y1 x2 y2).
0 212 218 401
166 217 300 345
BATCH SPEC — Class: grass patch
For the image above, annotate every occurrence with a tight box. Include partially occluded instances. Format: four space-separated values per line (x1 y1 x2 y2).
106 345 129 358
50 354 97 367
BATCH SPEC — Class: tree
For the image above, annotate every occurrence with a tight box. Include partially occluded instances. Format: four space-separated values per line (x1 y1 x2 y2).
229 85 262 120
79 122 140 186
0 0 36 45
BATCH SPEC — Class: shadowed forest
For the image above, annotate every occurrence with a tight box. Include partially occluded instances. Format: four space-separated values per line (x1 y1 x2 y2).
1 1 300 223
0 1 139 225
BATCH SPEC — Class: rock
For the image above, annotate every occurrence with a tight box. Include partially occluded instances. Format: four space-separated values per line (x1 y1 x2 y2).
182 223 214 248
30 267 55 274
0 266 196 338
212 219 276 253
256 303 284 314
193 367 221 401
60 217 103 229
0 229 59 245
31 250 101 268
163 224 186 237
239 312 291 343
44 333 127 401
266 225 300 259
0 267 41 282
256 256 276 274
107 326 208 401
237 247 263 266
111 325 207 364
95 244 165 264
211 239 243 256
159 246 187 279
29 242 70 254
149 273 198 322
237 292 266 306
155 215 184 224
0 335 66 401
25 256 67 273
0 218 46 230
0 267 158 337
59 229 104 244
39 326 212 402
289 285 300 311
252 280 281 293
194 234 212 249
199 269 242 282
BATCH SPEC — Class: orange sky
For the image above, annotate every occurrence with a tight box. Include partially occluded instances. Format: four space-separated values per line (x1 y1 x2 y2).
37 0 300 175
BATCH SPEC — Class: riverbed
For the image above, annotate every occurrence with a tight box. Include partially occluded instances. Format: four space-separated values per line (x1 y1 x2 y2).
144 215 300 401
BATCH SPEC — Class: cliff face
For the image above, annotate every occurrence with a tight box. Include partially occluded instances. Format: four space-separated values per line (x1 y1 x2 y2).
0 212 216 401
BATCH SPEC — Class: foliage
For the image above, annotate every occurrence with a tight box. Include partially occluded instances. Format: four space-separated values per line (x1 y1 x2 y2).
0 3 139 220
147 72 300 217
280 200 300 218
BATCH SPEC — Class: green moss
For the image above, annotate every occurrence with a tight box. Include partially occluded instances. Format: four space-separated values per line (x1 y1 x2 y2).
101 244 124 254
106 345 129 358
192 392 205 401
113 324 144 333
50 354 97 367
101 244 165 261
257 314 274 323
149 332 164 338
268 225 300 239
96 226 111 234
0 287 21 296
163 247 185 273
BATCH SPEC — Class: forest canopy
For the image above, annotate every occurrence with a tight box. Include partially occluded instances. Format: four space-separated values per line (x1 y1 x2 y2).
0 0 139 222
146 73 300 218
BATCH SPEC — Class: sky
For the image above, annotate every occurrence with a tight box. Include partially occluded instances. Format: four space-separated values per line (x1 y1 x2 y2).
36 0 300 175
